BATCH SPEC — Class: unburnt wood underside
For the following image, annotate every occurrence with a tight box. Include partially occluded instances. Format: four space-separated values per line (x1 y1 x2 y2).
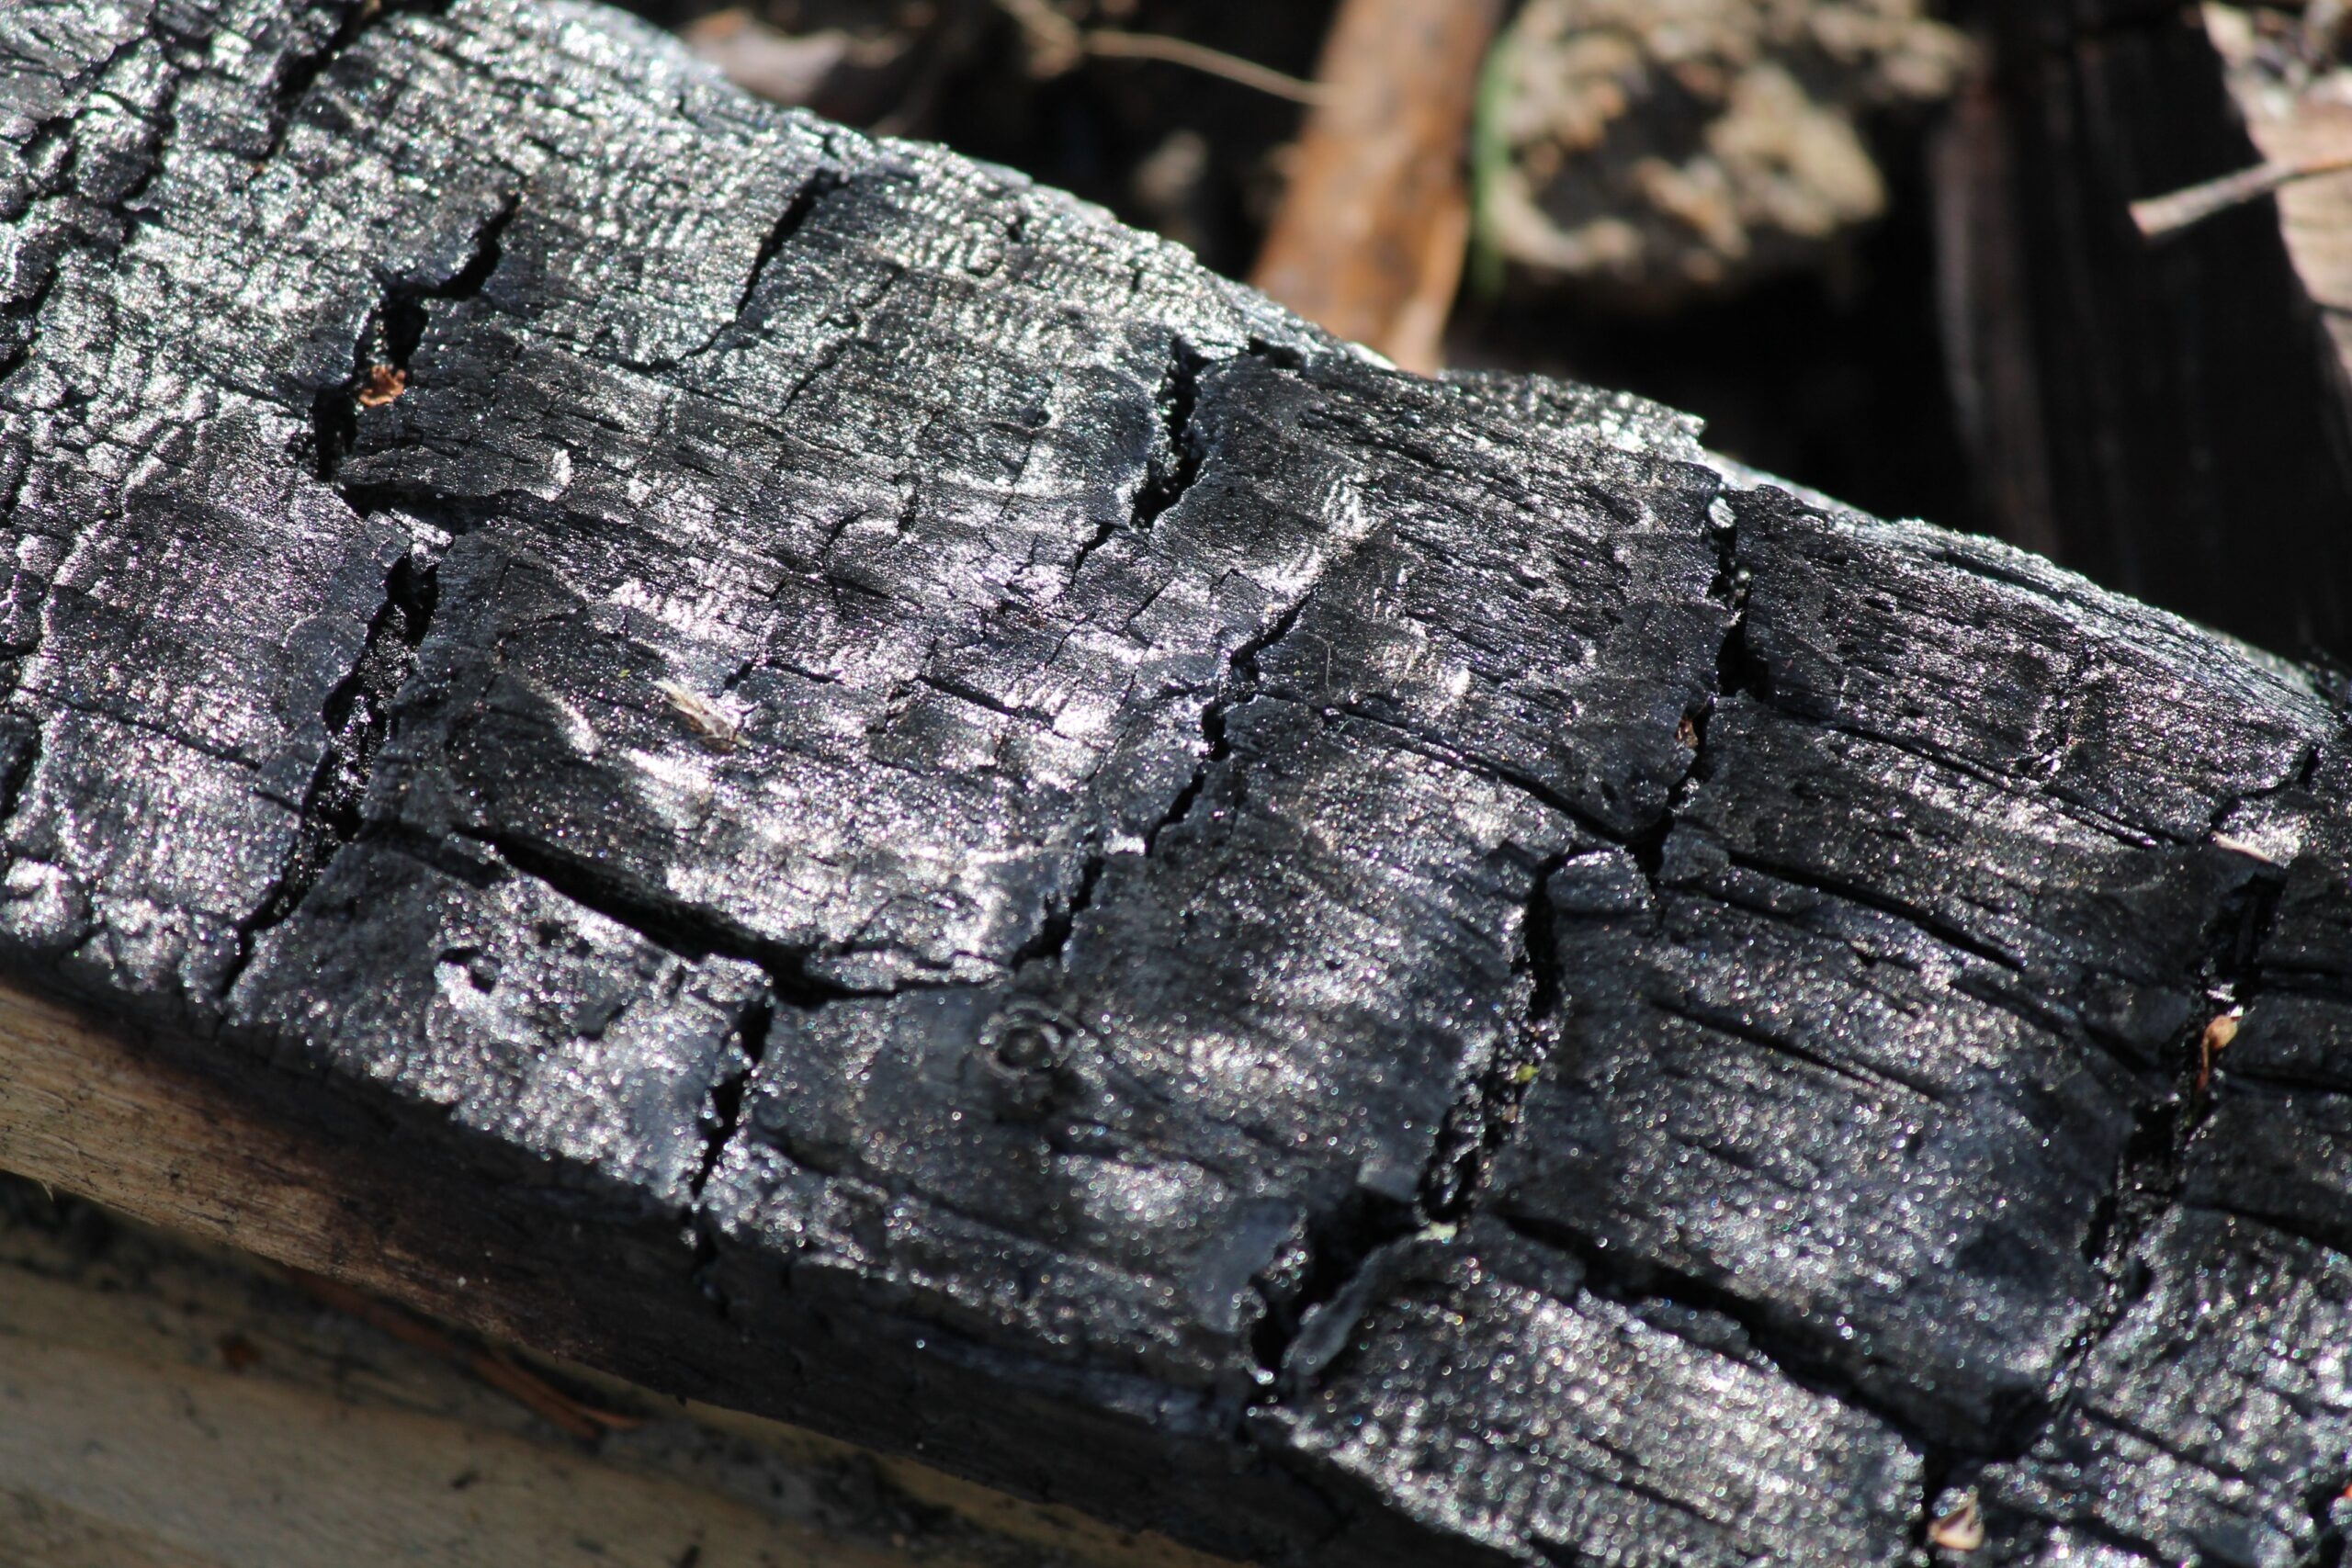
0 1171 1241 1568
3 3 2351 1565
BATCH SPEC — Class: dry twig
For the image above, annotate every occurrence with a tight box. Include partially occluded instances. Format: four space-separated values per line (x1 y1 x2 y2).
993 0 1325 105
2132 151 2352 240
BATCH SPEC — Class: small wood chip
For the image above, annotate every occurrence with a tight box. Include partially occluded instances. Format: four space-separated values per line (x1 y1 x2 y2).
1929 1492 1984 1552
2198 1008 2245 1090
2211 830 2285 866
358 365 408 407
658 679 742 751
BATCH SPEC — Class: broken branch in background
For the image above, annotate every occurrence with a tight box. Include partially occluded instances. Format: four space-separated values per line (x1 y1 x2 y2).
1250 0 1507 372
1928 0 2352 657
1078 29 1326 106
2202 2 2352 380
2132 152 2352 241
993 0 1326 104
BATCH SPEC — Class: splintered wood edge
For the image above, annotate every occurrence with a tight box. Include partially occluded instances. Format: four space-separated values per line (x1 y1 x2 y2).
0 980 1241 1568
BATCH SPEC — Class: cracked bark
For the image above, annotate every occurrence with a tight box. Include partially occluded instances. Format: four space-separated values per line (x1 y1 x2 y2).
226 531 443 989
4 4 2352 1567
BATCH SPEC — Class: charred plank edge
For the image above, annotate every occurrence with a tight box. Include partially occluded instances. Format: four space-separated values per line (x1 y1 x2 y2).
7 2 2352 1564
0 995 1241 1568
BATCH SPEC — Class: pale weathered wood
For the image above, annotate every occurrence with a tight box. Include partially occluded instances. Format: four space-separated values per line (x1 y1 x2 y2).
0 1172 1238 1568
0 972 1248 1565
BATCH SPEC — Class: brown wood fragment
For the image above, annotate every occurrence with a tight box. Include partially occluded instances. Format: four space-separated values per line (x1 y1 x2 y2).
2199 1007 2244 1090
1249 0 1506 372
357 365 406 407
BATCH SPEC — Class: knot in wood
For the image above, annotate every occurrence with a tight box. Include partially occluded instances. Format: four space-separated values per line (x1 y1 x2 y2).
972 1002 1083 1122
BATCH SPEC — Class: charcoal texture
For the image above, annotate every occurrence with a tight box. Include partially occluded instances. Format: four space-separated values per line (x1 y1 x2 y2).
3 3 2350 1564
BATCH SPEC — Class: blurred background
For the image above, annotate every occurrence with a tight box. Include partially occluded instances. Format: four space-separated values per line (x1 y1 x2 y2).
616 0 2352 662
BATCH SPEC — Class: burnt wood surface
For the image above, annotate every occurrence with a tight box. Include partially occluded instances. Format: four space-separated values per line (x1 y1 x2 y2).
3 2 2352 1564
